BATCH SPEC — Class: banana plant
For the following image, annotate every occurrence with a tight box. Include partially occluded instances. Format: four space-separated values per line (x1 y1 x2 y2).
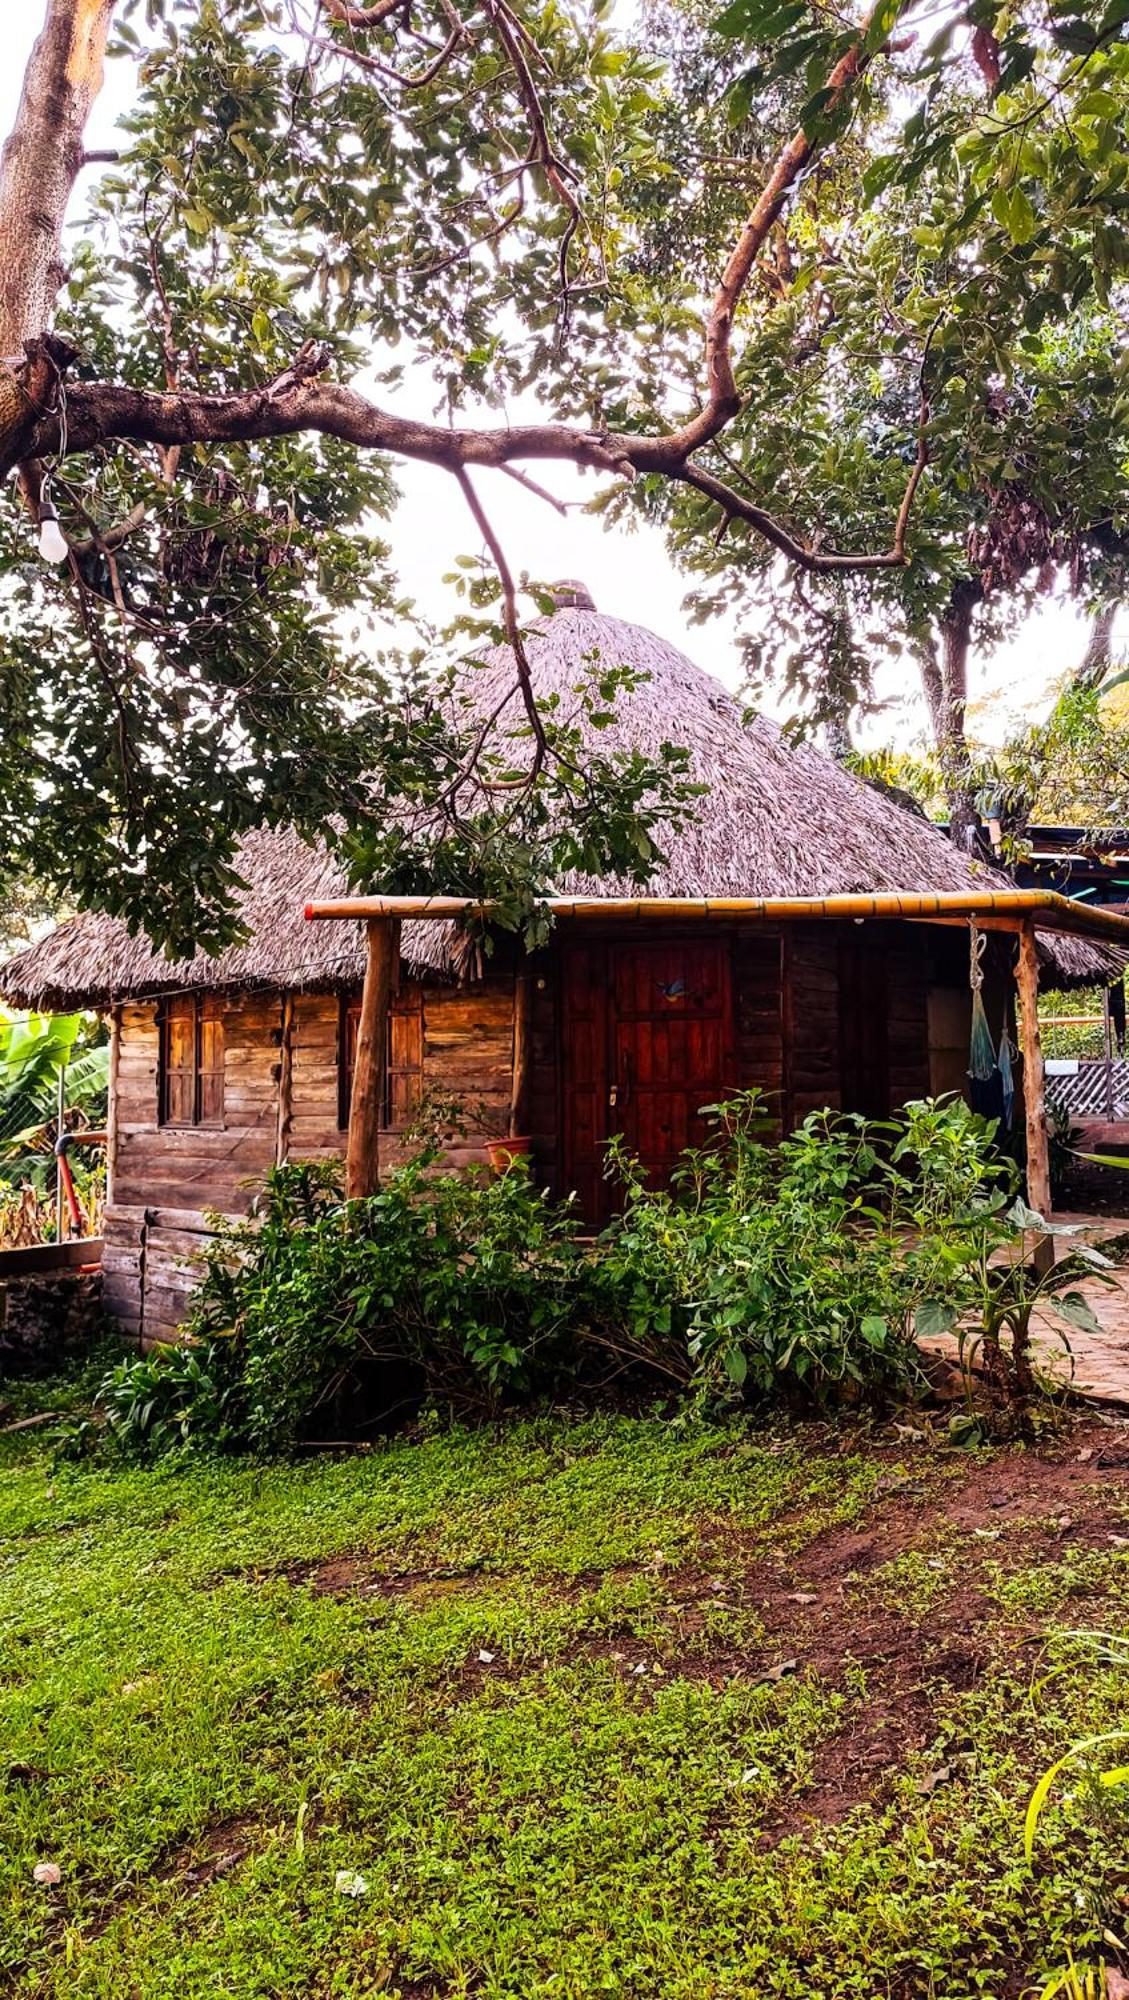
0 1011 109 1190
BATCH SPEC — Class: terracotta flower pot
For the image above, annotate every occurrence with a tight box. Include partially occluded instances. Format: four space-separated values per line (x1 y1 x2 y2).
486 1135 532 1174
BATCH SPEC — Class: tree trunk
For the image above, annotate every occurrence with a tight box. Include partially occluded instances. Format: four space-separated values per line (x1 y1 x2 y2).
0 1 115 353
932 577 982 850
822 709 853 761
916 638 945 745
1073 600 1119 691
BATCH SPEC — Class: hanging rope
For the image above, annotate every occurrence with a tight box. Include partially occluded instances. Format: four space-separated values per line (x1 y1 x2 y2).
964 919 1015 1129
968 921 996 1083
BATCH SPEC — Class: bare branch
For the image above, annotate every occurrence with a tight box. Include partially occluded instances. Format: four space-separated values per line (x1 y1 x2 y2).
495 464 569 515
453 465 548 777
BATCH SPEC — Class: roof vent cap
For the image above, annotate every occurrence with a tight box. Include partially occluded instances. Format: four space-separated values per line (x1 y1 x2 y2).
547 578 595 611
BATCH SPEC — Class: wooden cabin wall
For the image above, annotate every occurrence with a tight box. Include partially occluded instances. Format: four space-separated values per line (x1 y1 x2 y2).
103 993 282 1343
783 923 930 1131
884 928 932 1107
103 973 526 1342
784 927 842 1126
733 927 785 1132
99 921 960 1340
408 976 515 1162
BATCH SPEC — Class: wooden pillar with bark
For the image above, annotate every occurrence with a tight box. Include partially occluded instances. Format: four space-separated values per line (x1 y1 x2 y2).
275 994 295 1167
105 1003 121 1208
1016 919 1054 1274
346 918 400 1199
509 969 532 1139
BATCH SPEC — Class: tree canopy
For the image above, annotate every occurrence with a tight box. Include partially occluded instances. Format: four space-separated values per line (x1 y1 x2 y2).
2 0 1129 946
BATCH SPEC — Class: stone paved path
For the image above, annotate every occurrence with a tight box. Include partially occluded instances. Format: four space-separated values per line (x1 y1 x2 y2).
921 1213 1129 1407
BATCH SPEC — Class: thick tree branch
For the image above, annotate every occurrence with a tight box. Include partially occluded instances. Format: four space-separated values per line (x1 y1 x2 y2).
0 0 927 582
0 0 116 355
667 27 881 461
322 0 407 23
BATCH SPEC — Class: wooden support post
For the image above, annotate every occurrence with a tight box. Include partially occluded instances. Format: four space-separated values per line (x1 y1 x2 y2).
1103 986 1115 1120
1016 920 1054 1273
346 918 399 1200
509 970 532 1139
106 1004 121 1209
275 994 295 1167
55 1060 66 1244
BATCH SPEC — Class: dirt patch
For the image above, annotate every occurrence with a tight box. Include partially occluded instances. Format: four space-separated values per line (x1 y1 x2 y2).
300 1554 492 1602
207 1422 1129 1838
645 1422 1129 1833
206 1552 496 1601
157 1812 260 1892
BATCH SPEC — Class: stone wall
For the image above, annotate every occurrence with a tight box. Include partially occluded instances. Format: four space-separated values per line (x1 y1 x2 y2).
0 1266 105 1377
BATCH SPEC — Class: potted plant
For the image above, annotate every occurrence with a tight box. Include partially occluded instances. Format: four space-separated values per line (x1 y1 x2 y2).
486 1133 533 1174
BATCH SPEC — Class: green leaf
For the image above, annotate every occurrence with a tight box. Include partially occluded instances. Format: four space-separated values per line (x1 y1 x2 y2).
1007 1199 1049 1232
1025 1731 1129 1862
1007 187 1039 245
1051 1291 1104 1336
915 1300 957 1337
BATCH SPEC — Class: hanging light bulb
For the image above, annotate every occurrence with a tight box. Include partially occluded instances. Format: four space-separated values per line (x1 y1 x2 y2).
37 498 69 565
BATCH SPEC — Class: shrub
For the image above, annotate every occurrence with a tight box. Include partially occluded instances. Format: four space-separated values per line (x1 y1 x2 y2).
160 1150 585 1453
597 1093 1017 1405
94 1093 1056 1458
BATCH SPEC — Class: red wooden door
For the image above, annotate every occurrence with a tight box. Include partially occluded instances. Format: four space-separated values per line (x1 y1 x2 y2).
561 937 734 1224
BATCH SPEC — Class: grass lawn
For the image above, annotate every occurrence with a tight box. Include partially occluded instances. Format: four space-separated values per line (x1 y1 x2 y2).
3 1375 1129 1998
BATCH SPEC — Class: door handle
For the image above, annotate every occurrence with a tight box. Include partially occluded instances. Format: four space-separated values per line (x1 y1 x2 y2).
608 1084 618 1108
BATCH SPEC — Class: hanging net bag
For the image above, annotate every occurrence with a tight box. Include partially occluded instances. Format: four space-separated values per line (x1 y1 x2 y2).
968 921 1005 1123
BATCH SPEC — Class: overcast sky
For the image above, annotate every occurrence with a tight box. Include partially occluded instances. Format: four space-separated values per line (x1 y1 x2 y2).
4 8 1116 751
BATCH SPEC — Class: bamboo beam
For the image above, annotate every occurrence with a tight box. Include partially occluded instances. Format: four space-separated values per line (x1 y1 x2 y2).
346 918 399 1200
304 888 1129 947
509 970 532 1138
1016 919 1054 1273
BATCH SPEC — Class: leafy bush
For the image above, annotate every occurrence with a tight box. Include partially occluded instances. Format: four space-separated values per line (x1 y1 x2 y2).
597 1093 1020 1405
94 1094 1078 1458
159 1153 584 1453
94 1342 242 1461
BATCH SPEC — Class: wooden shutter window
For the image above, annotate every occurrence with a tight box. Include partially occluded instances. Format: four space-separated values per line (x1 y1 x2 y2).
387 991 424 1129
160 997 196 1127
197 997 225 1126
159 995 225 1127
339 987 423 1130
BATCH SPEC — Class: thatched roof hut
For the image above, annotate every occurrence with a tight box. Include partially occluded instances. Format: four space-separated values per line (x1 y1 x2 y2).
14 586 1125 1339
0 591 1114 1009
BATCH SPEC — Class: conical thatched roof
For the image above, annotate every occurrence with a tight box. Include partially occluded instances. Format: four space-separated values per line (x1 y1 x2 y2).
0 598 1116 1008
